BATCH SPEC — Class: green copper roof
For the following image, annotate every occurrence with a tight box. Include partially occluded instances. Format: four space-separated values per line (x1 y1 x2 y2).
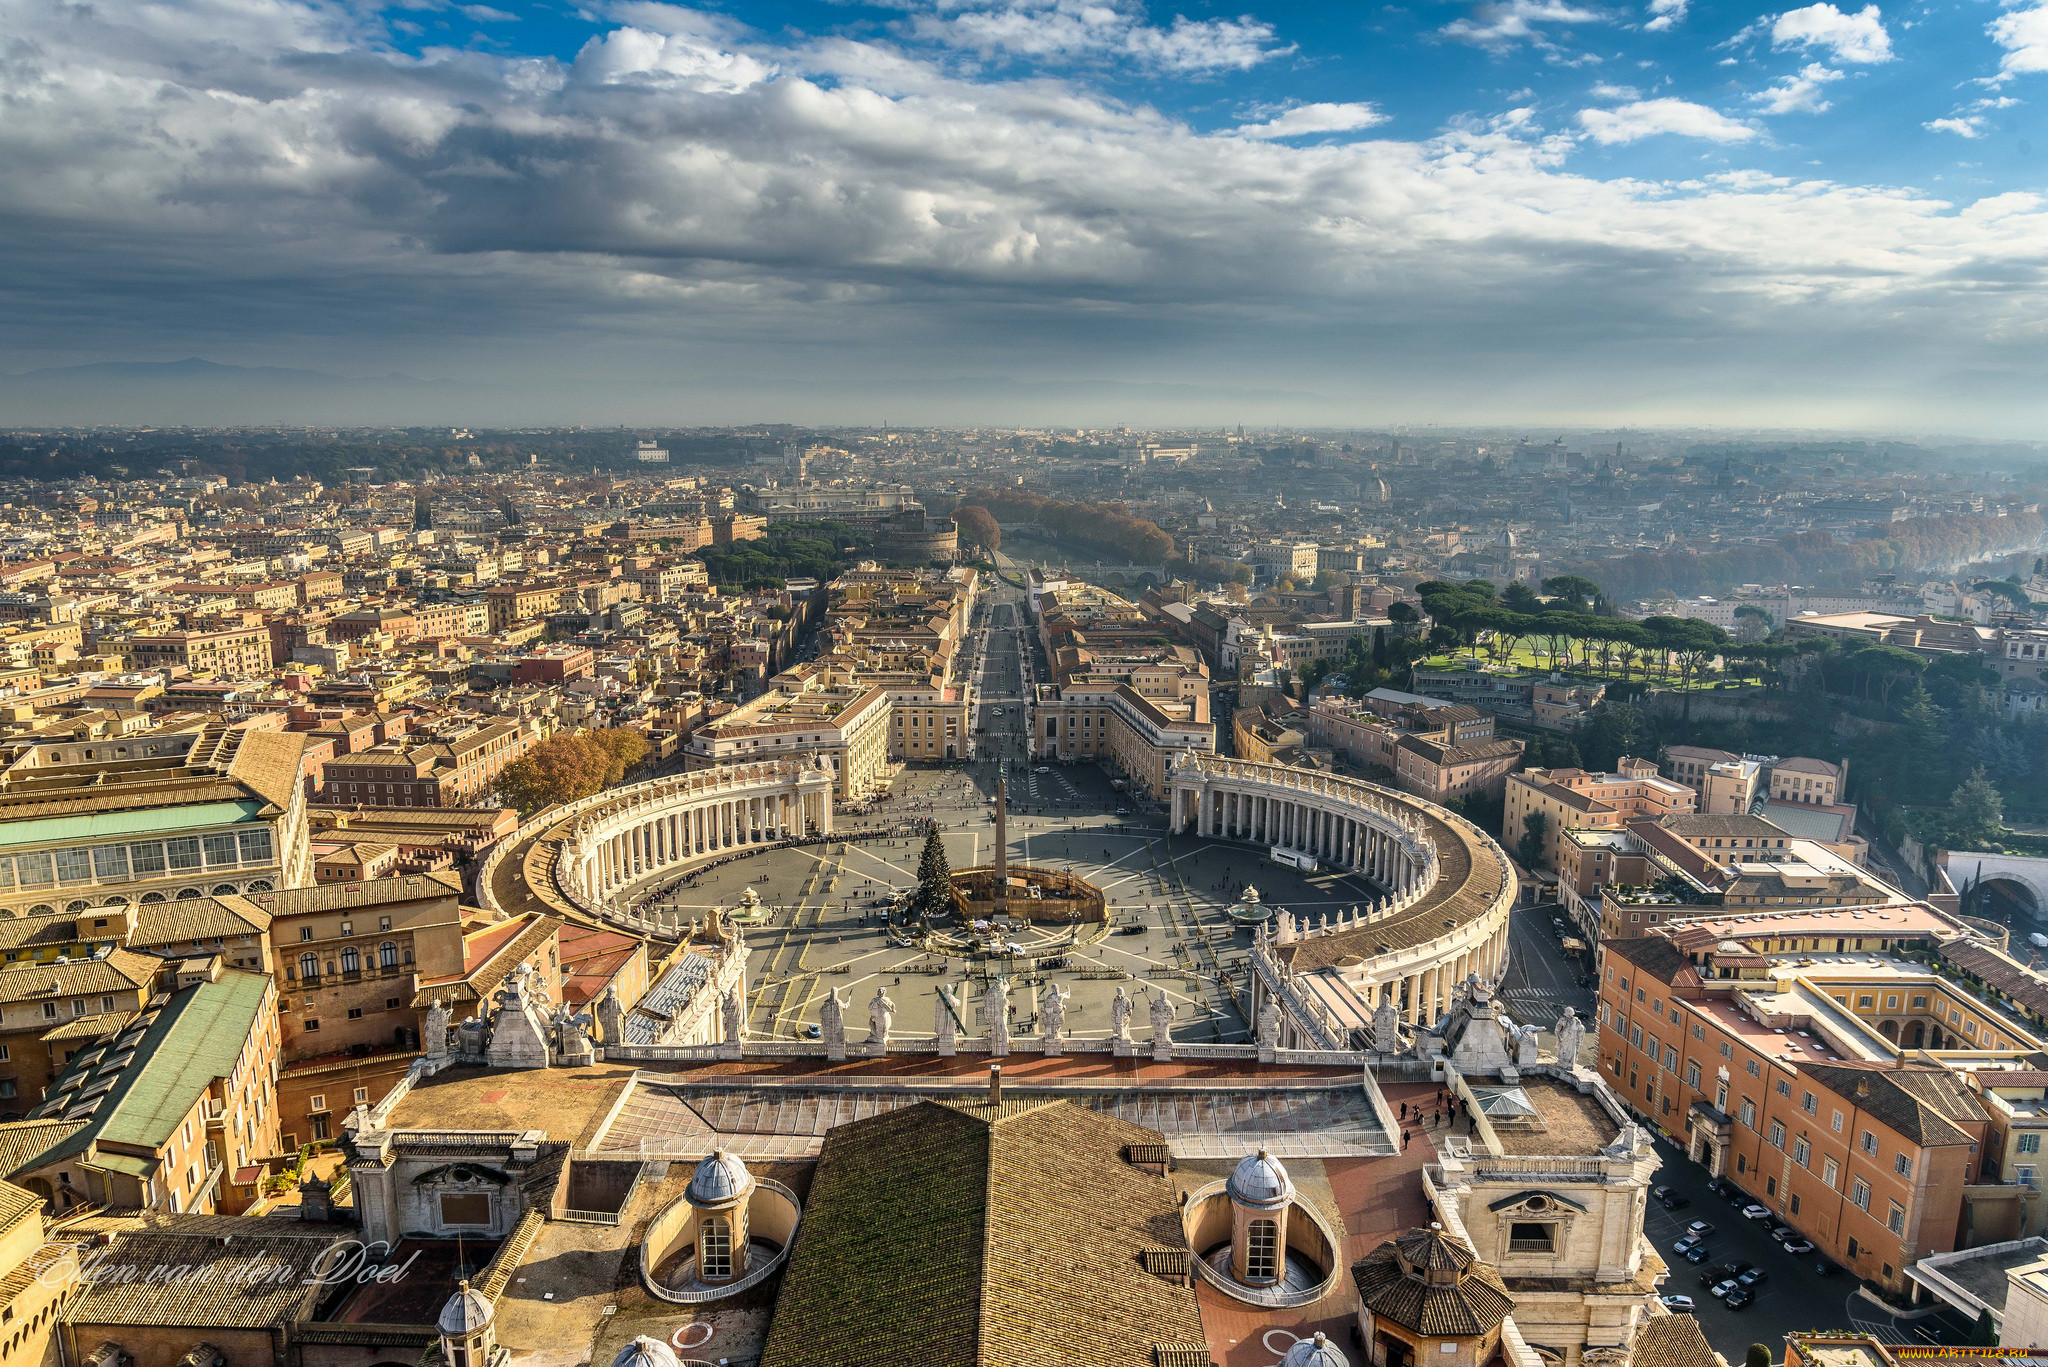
0 801 263 850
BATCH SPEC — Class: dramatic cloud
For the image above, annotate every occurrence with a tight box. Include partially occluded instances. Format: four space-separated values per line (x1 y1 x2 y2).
1234 102 1390 139
1752 62 1845 112
1770 3 1894 63
2 0 2047 428
1578 97 1758 140
1441 0 1604 48
1990 2 2048 79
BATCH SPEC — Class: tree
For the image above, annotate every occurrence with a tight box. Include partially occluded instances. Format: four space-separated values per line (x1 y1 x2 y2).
1387 602 1420 626
1732 604 1774 643
951 505 1002 554
1501 581 1542 613
586 727 649 785
1745 1345 1773 1367
1541 575 1602 612
1517 811 1549 870
1975 579 2033 615
497 734 609 813
1842 643 1927 709
912 827 954 921
1949 768 2005 848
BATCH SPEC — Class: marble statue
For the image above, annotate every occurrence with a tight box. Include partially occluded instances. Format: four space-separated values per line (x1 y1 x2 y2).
934 981 961 1054
820 987 847 1055
595 985 625 1048
1372 996 1403 1055
1554 1005 1586 1065
425 997 450 1063
1039 981 1069 1052
867 986 896 1049
1257 999 1280 1055
1515 1021 1540 1068
986 976 1011 1057
1148 990 1174 1062
559 1010 595 1067
722 987 744 1046
1109 984 1133 1041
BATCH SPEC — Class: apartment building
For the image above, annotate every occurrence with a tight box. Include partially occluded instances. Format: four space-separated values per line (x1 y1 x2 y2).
1031 679 1214 798
1597 907 2027 1292
1503 760 1696 870
122 625 272 678
0 945 161 1117
317 717 534 807
1392 735 1526 803
1664 746 1740 793
1305 693 1496 772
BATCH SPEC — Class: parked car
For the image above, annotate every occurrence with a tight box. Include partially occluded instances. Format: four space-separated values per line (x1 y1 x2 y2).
1710 1279 1740 1300
1724 1288 1755 1310
1705 1178 1735 1199
1035 766 1051 774
1661 1296 1697 1313
1781 1238 1816 1255
1816 1259 1842 1277
1720 1261 1755 1278
1662 1192 1691 1210
1737 1268 1769 1289
1673 1235 1702 1255
1740 1203 1772 1220
1683 1246 1712 1264
1698 1269 1725 1290
1723 1186 1753 1206
1685 1221 1717 1238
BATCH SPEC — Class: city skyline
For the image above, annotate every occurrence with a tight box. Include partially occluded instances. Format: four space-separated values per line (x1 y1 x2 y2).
0 0 2045 432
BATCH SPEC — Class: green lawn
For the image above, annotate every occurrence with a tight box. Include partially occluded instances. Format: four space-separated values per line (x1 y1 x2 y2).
1415 647 1751 692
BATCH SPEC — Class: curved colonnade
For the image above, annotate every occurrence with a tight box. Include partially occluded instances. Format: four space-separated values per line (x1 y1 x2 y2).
477 761 836 933
1166 755 1517 1051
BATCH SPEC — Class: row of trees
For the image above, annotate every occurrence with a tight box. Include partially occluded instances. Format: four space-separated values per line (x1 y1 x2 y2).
959 488 1175 563
950 505 1001 555
497 728 650 813
692 521 859 589
1550 510 2047 601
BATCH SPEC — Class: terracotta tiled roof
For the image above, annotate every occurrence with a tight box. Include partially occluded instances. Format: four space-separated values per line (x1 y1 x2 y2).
757 1099 1206 1367
1350 1228 1514 1338
57 1223 341 1329
1802 1063 1980 1148
1630 1312 1721 1367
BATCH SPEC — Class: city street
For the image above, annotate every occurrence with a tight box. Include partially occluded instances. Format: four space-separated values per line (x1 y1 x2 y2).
1640 1133 1959 1359
1499 899 1595 1035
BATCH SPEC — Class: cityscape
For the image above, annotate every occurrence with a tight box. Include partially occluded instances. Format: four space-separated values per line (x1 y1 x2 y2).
0 426 2029 1367
5 0 2048 1361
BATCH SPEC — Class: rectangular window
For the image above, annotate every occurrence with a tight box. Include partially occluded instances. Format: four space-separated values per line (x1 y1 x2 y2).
237 828 275 864
1686 1061 1701 1088
1852 1177 1871 1211
53 847 92 884
1823 1156 1839 1189
1794 1138 1811 1168
353 1087 369 1104
165 837 202 871
1740 1100 1756 1129
1747 1059 1761 1077
1861 1131 1878 1156
91 845 130 881
202 834 239 867
2021 1134 2041 1155
1803 1091 1818 1116
1777 1079 1791 1098
129 841 167 875
440 1192 492 1227
1888 1203 1906 1235
1832 1110 1845 1134
1895 1153 1914 1177
1692 1023 1704 1042
1720 1042 1734 1059
1508 1222 1557 1253
1663 1045 1678 1072
1769 1120 1786 1149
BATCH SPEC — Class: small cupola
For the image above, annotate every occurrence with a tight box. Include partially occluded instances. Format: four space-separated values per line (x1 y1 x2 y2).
1281 1332 1352 1367
435 1279 496 1367
1226 1148 1295 1287
685 1148 757 1285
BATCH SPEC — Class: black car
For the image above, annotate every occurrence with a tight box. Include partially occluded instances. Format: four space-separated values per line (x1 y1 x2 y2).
1816 1260 1843 1277
1699 1268 1726 1290
1705 1178 1734 1199
1720 1261 1755 1279
1737 1268 1768 1289
1724 1287 1756 1310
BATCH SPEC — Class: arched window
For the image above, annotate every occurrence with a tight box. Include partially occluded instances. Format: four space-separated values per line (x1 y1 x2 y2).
1245 1218 1279 1283
700 1215 732 1280
379 941 398 969
299 953 318 982
340 946 360 974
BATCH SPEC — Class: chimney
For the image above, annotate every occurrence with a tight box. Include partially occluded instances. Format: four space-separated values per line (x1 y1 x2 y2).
989 1063 1002 1106
1856 1078 1871 1099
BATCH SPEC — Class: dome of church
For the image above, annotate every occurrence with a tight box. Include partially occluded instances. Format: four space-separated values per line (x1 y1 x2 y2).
436 1280 493 1335
1227 1148 1294 1208
1281 1332 1351 1367
611 1336 682 1367
687 1148 754 1206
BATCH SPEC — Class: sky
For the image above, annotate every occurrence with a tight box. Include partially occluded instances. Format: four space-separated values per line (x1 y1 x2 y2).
0 0 2045 431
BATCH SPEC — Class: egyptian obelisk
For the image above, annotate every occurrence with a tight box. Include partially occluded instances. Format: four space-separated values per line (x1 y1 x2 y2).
992 776 1009 919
